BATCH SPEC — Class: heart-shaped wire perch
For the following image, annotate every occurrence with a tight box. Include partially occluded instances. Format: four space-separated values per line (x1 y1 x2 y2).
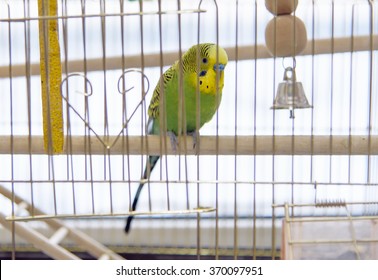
60 70 150 151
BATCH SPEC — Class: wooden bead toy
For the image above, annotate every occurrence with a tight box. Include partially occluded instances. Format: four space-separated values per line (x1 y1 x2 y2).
265 15 307 57
265 0 298 15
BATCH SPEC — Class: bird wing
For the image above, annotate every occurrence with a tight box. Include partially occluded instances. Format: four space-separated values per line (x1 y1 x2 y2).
148 62 177 119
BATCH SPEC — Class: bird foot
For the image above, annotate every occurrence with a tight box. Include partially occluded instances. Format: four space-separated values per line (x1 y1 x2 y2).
167 131 178 153
166 131 200 153
188 130 199 150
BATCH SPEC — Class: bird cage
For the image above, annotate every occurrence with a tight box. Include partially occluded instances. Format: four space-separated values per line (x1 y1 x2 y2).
0 0 377 260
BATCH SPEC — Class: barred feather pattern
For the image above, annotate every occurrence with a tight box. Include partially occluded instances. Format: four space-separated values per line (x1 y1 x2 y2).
148 64 175 119
148 43 215 119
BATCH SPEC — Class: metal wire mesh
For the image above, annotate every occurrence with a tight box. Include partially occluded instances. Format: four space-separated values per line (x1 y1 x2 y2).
0 0 377 260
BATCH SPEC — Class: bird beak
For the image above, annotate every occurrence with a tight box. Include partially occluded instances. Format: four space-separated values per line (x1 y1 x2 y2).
213 63 225 71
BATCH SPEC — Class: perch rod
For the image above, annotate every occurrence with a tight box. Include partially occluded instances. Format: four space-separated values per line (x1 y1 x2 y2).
0 35 377 78
0 135 377 155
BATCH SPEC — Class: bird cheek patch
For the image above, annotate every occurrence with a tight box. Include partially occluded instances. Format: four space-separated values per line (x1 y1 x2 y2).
199 70 207 77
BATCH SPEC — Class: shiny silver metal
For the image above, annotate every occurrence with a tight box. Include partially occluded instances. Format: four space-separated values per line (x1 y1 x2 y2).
271 66 312 118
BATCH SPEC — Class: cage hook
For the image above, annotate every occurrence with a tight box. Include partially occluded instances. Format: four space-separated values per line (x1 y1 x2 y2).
282 56 296 70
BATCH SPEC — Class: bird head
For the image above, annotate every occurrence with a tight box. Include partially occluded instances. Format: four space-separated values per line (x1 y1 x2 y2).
196 44 228 95
182 43 228 95
183 43 228 75
206 44 228 74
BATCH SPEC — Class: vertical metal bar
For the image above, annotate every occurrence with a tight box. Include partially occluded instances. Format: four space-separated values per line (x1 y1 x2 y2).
310 0 315 201
329 0 335 184
119 0 132 212
81 0 92 212
61 0 77 215
155 0 167 213
6 0 16 260
99 0 113 213
196 1 202 260
138 0 150 212
214 0 220 261
155 0 169 214
80 0 95 214
176 0 190 212
177 0 184 186
100 0 109 147
61 0 69 210
23 0 35 218
176 0 184 212
252 0 258 261
119 0 126 181
348 4 356 184
233 0 239 260
367 0 374 184
80 0 89 180
197 0 220 260
290 0 296 218
271 1 277 260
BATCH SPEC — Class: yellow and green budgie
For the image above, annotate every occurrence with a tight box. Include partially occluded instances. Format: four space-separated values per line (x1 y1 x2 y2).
125 43 228 233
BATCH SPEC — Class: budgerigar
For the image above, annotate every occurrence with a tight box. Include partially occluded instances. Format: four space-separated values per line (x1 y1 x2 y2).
125 43 228 233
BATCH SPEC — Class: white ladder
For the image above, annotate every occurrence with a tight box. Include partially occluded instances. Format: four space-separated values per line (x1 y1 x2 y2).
0 185 125 260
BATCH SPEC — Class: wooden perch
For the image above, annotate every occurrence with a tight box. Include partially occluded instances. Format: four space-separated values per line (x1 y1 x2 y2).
0 135 377 155
0 35 377 78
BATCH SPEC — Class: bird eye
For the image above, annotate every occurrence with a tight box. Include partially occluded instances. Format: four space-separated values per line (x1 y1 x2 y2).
202 58 208 63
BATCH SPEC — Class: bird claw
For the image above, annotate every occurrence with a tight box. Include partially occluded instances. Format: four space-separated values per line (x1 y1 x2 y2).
167 131 178 153
188 130 199 150
167 131 200 154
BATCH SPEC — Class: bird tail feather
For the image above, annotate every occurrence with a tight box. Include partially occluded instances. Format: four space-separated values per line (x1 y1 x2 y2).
125 155 160 233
